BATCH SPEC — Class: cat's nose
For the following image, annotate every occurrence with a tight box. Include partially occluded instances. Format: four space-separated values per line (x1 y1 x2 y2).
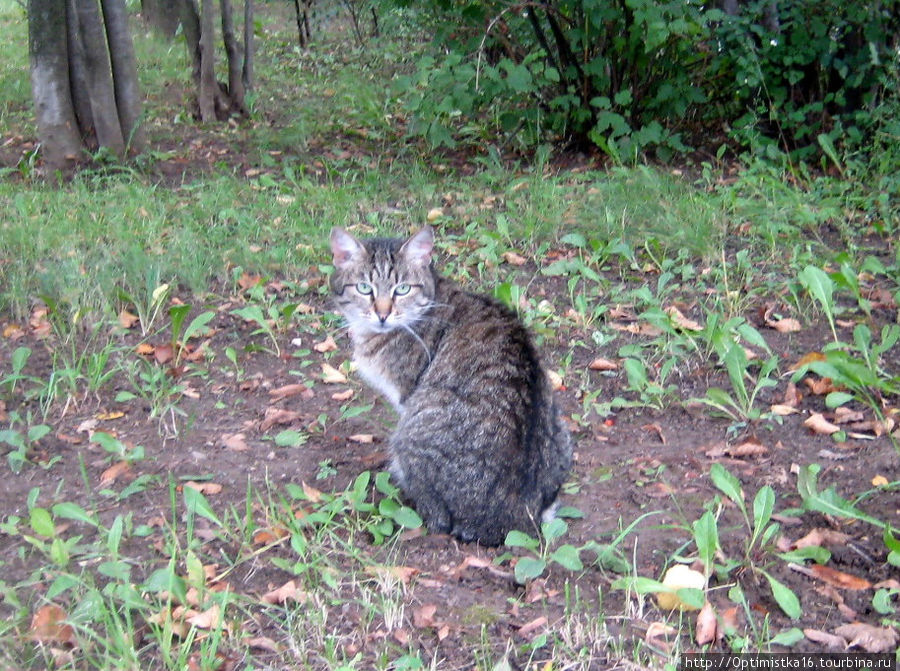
374 297 392 323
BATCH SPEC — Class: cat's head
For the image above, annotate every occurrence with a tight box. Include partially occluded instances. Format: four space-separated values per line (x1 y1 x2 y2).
329 227 436 334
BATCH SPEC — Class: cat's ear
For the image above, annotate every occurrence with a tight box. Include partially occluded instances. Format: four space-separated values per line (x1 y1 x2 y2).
330 228 364 268
400 226 434 266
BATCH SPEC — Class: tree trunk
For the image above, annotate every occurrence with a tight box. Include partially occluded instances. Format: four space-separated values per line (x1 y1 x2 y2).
220 0 247 114
28 0 82 172
141 0 181 36
197 0 218 121
242 0 253 92
73 0 126 156
102 0 146 150
64 0 96 145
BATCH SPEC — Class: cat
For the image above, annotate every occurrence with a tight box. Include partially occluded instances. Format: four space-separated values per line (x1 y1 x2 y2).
329 226 572 546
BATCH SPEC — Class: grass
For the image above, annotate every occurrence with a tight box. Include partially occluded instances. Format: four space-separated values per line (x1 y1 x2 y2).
2 0 900 668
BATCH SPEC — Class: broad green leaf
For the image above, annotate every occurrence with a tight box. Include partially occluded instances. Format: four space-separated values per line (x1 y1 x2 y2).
183 485 222 527
52 502 98 527
751 486 775 540
550 544 583 572
675 587 706 610
611 576 668 594
391 506 423 529
770 627 805 646
762 570 802 619
182 310 216 342
274 430 308 447
797 464 886 529
513 557 546 584
709 463 745 511
30 507 55 537
692 510 719 573
541 517 567 544
798 266 834 314
825 391 855 408
504 530 540 551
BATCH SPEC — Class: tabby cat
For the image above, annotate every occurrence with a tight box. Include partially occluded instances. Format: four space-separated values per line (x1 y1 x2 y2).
329 226 572 546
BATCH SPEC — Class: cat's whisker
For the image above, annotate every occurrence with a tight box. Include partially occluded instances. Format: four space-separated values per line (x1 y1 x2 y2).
400 323 433 362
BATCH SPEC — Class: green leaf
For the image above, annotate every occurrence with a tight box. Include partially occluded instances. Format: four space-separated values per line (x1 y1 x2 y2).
770 627 805 646
30 507 55 537
751 486 775 541
797 464 887 529
692 510 719 573
52 502 98 527
825 391 855 408
182 310 216 343
514 557 546 584
676 587 706 610
274 430 308 447
611 576 667 594
762 570 802 619
183 485 222 527
505 529 540 551
541 517 567 544
550 544 583 572
392 506 423 529
709 463 745 512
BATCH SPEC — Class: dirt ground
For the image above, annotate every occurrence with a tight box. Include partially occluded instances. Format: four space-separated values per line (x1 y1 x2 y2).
2 230 899 667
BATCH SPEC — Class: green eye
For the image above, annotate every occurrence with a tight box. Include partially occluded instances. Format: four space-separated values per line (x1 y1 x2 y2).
356 282 374 295
394 283 411 296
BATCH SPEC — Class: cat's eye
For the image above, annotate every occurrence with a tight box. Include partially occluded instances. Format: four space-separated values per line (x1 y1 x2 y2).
393 283 411 296
355 282 374 295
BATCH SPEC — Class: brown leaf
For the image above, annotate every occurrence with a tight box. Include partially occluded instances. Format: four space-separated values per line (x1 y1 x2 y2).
365 565 419 586
783 382 802 407
502 251 527 266
348 433 375 443
524 578 559 604
645 621 677 643
804 413 841 435
808 565 871 591
874 579 900 591
269 384 314 402
95 410 125 421
118 309 140 329
331 389 355 402
301 481 324 503
30 604 75 645
412 604 438 629
805 377 840 395
154 343 174 365
588 357 618 371
804 628 848 649
770 404 801 416
2 323 25 339
135 342 155 356
546 370 564 391
246 636 280 652
237 272 263 290
184 481 223 495
728 440 768 458
833 407 865 424
641 423 667 444
260 408 300 431
186 604 221 630
833 623 899 653
99 461 132 486
665 306 703 331
313 336 338 353
221 432 249 451
321 363 348 384
793 351 827 370
261 579 308 605
252 527 289 545
766 316 802 333
695 601 718 645
793 528 852 549
517 616 548 639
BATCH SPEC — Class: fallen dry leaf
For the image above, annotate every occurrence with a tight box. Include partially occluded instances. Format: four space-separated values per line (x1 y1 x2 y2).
30 604 76 645
261 580 308 605
641 423 666 444
833 623 899 653
154 343 175 365
118 309 140 329
365 565 419 586
804 628 848 649
770 404 801 416
331 389 355 402
808 565 872 591
665 306 703 331
765 316 802 333
804 413 841 435
186 604 221 629
588 357 618 371
221 433 249 451
321 363 348 384
99 461 132 486
783 381 802 407
237 272 263 291
269 383 314 402
793 351 827 370
502 251 527 266
872 474 889 487
792 528 851 549
517 615 548 638
804 377 840 395
695 602 718 645
546 370 564 391
728 440 768 458
260 408 301 432
301 481 324 503
645 621 677 643
184 481 223 495
412 603 438 629
95 410 124 421
313 336 338 353
252 527 289 545
833 407 865 424
2 323 25 339
348 433 375 443
426 207 444 222
246 636 280 652
135 342 155 356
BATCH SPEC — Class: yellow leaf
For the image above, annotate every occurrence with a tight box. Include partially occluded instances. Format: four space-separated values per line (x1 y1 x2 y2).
872 475 889 487
321 363 348 384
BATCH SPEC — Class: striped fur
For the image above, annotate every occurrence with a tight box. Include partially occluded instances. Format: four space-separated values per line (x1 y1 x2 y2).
329 226 572 545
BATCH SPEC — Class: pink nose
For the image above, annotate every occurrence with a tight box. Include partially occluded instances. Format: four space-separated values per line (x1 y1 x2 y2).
374 297 392 322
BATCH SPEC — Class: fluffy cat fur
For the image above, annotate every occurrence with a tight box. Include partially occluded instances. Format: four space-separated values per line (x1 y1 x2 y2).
329 226 572 546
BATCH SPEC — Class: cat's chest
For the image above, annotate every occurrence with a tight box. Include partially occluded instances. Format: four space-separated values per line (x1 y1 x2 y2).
351 332 409 412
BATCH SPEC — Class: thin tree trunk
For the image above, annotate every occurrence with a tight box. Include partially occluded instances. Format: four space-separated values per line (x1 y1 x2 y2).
197 0 217 120
28 0 82 171
220 0 246 114
179 0 202 83
73 0 125 156
64 0 95 143
242 0 253 92
101 0 146 150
